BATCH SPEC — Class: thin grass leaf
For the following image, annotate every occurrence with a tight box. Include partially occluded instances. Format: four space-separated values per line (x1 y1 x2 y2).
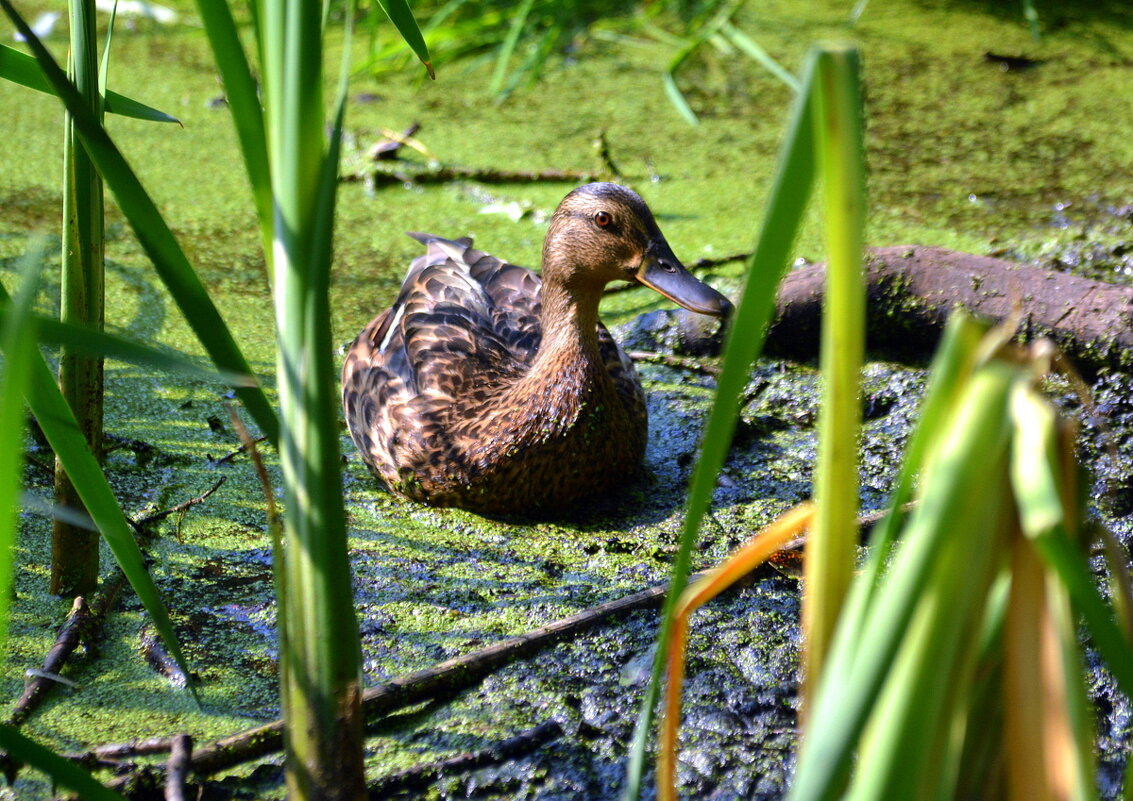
1005 397 1095 801
0 0 279 447
489 0 535 95
97 0 118 103
817 312 986 723
193 0 273 266
0 44 179 123
719 22 798 91
0 725 126 801
375 0 434 78
0 308 254 387
804 44 865 696
622 47 819 801
1099 524 1133 645
662 35 703 125
0 248 42 661
0 281 195 698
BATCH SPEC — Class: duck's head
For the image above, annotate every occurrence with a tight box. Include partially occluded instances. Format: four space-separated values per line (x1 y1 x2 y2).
543 183 733 318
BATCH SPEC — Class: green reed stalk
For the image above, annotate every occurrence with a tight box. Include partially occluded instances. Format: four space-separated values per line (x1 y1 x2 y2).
259 4 363 797
802 44 865 708
52 0 104 596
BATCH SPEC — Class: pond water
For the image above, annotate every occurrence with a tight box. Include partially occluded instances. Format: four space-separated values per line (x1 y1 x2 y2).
1 0 1132 798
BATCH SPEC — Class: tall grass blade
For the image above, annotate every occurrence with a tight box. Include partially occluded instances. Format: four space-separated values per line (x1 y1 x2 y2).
0 725 126 801
375 0 434 78
194 0 273 266
489 0 535 95
1011 386 1133 697
662 36 703 125
0 281 195 698
0 44 180 123
0 248 42 660
0 0 279 447
802 44 865 704
621 47 818 801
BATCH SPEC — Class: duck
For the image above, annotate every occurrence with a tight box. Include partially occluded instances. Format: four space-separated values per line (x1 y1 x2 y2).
341 182 732 515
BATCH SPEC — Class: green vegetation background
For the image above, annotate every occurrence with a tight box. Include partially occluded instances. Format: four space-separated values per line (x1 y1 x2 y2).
1 0 1132 797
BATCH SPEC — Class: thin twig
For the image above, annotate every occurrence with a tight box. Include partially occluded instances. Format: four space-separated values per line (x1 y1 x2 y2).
65 736 177 763
368 720 562 798
592 128 621 178
141 625 190 688
133 476 226 529
359 165 604 187
212 435 269 465
164 734 193 801
627 350 720 376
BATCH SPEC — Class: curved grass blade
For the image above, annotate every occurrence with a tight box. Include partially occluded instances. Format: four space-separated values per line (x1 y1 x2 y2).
0 725 126 801
662 36 702 126
0 308 254 387
0 247 42 661
375 0 434 78
0 1 279 446
719 22 799 92
97 0 118 104
1011 386 1133 698
0 279 195 699
489 0 534 95
0 44 180 124
621 47 818 801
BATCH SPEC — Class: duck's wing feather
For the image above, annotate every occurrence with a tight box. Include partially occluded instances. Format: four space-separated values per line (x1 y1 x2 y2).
351 234 540 403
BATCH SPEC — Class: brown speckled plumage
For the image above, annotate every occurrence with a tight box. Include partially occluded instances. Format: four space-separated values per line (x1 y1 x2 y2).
342 183 731 515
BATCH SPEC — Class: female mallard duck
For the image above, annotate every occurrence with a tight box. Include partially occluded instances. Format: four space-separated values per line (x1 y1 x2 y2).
342 182 731 515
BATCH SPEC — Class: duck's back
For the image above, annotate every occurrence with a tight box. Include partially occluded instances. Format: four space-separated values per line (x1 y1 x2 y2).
341 234 646 513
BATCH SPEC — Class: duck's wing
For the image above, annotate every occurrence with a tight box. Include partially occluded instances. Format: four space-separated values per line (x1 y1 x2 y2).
348 234 537 404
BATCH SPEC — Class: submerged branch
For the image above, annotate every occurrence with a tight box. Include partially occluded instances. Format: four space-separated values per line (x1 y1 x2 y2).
164 734 192 801
7 572 126 728
359 165 604 187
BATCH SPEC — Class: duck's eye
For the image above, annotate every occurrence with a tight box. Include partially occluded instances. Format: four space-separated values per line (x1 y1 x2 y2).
594 211 612 228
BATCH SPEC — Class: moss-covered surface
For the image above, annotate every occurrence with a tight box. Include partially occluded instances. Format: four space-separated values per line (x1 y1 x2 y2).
1 0 1133 797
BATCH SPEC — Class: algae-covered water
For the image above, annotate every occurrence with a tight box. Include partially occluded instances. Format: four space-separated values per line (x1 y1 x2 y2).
2 0 1133 798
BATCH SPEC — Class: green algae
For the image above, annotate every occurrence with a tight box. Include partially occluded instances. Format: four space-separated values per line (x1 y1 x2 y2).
1 0 1133 797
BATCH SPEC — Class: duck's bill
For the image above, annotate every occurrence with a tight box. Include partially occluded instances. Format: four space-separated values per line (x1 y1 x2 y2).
636 254 733 318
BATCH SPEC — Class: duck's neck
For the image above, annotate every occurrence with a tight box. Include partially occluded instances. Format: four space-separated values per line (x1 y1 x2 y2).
534 278 605 368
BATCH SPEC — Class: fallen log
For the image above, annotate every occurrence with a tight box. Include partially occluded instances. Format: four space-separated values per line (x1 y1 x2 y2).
765 246 1133 376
